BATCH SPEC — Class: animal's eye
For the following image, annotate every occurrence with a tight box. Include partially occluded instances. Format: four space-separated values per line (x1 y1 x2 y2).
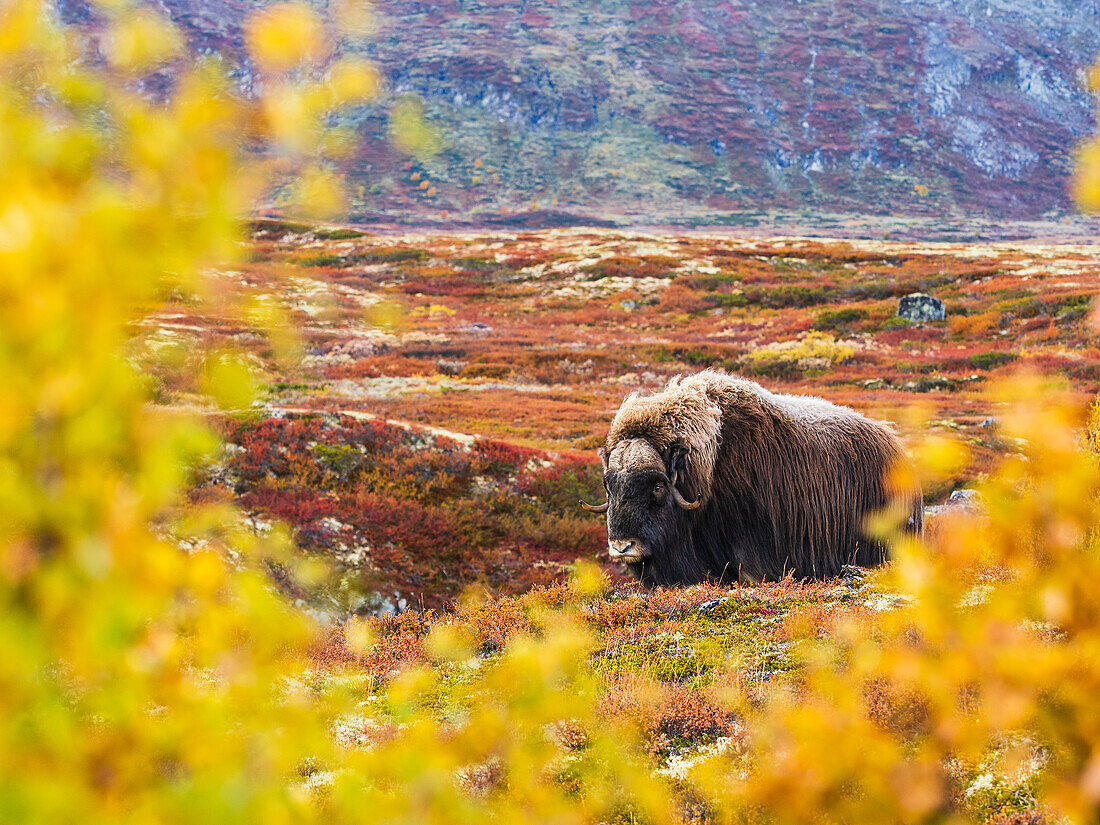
652 483 665 496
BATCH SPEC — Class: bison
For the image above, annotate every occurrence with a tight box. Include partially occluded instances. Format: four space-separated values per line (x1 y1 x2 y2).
581 371 923 585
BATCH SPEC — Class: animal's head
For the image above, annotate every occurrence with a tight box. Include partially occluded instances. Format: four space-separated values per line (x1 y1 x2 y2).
581 438 701 564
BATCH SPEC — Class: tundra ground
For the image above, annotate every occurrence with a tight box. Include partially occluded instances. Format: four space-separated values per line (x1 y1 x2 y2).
141 222 1100 608
137 223 1099 823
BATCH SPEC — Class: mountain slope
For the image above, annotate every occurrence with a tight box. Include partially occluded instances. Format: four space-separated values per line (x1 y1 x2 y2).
107 0 1100 222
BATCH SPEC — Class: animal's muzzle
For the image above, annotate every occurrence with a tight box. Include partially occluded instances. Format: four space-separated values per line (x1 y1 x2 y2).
607 538 647 562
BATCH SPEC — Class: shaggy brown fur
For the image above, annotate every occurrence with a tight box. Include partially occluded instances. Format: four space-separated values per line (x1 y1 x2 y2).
601 371 923 585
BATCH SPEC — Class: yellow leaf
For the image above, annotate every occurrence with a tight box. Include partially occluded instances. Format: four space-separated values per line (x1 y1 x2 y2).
389 95 441 158
295 166 345 219
1075 140 1100 213
246 3 325 73
328 57 381 104
345 616 375 655
203 351 257 410
105 10 181 72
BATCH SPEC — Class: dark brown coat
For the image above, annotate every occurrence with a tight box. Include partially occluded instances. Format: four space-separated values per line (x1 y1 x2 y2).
597 371 923 585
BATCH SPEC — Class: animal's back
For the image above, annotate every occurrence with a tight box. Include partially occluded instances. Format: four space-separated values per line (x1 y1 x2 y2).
689 372 921 581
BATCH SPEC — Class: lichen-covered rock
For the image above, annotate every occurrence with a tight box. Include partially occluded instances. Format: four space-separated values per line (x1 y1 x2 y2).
898 293 946 322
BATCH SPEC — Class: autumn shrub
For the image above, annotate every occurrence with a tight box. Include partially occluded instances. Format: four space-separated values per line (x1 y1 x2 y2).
358 247 431 262
471 437 541 475
582 254 679 279
744 331 857 378
744 284 831 308
0 2 382 820
313 227 367 240
969 351 1019 370
994 296 1044 320
298 252 348 267
812 306 870 331
399 274 486 297
515 455 604 510
660 281 715 312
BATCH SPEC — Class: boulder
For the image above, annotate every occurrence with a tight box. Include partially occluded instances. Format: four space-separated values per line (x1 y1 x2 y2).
924 488 983 520
946 488 982 510
897 293 945 323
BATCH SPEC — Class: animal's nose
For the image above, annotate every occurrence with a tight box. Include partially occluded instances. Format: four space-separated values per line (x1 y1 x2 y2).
607 539 635 557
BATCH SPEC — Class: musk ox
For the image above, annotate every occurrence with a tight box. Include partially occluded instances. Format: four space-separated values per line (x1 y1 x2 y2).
581 371 923 585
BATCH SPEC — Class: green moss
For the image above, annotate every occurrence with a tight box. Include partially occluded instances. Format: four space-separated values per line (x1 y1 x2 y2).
812 307 869 331
452 256 500 270
361 248 432 264
881 316 912 331
248 218 314 235
744 285 831 308
296 253 346 268
706 292 749 308
313 227 367 240
993 296 1042 319
968 351 1018 370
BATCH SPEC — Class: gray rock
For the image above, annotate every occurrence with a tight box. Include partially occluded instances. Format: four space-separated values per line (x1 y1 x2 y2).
924 488 983 520
697 597 732 615
898 293 946 323
946 488 982 510
840 565 871 586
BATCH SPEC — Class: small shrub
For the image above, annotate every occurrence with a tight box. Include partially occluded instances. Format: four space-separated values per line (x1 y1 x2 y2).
969 351 1018 370
313 227 367 239
744 331 856 378
582 255 679 279
993 296 1043 319
452 256 500 270
249 218 315 236
297 252 346 267
361 247 432 264
950 311 1001 338
744 284 831 308
706 291 749 309
812 307 869 331
881 315 912 331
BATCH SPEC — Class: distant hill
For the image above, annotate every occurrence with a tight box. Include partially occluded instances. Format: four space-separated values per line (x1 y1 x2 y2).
66 0 1100 224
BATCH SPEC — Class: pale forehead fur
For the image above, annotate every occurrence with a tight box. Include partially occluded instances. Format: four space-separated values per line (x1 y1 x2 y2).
608 438 665 473
606 372 724 499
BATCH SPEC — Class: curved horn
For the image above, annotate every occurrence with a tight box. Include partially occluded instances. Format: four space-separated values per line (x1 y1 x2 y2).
580 499 609 513
670 486 701 510
669 469 701 510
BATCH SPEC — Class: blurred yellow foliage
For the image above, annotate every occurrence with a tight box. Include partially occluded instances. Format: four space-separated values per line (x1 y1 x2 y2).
328 56 381 102
390 94 442 158
363 298 409 330
6 2 1100 824
0 1 350 819
104 9 181 72
1075 79 1100 212
246 2 325 73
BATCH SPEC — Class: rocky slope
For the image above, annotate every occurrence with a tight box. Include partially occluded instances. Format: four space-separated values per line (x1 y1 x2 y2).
350 0 1100 223
85 0 1100 223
